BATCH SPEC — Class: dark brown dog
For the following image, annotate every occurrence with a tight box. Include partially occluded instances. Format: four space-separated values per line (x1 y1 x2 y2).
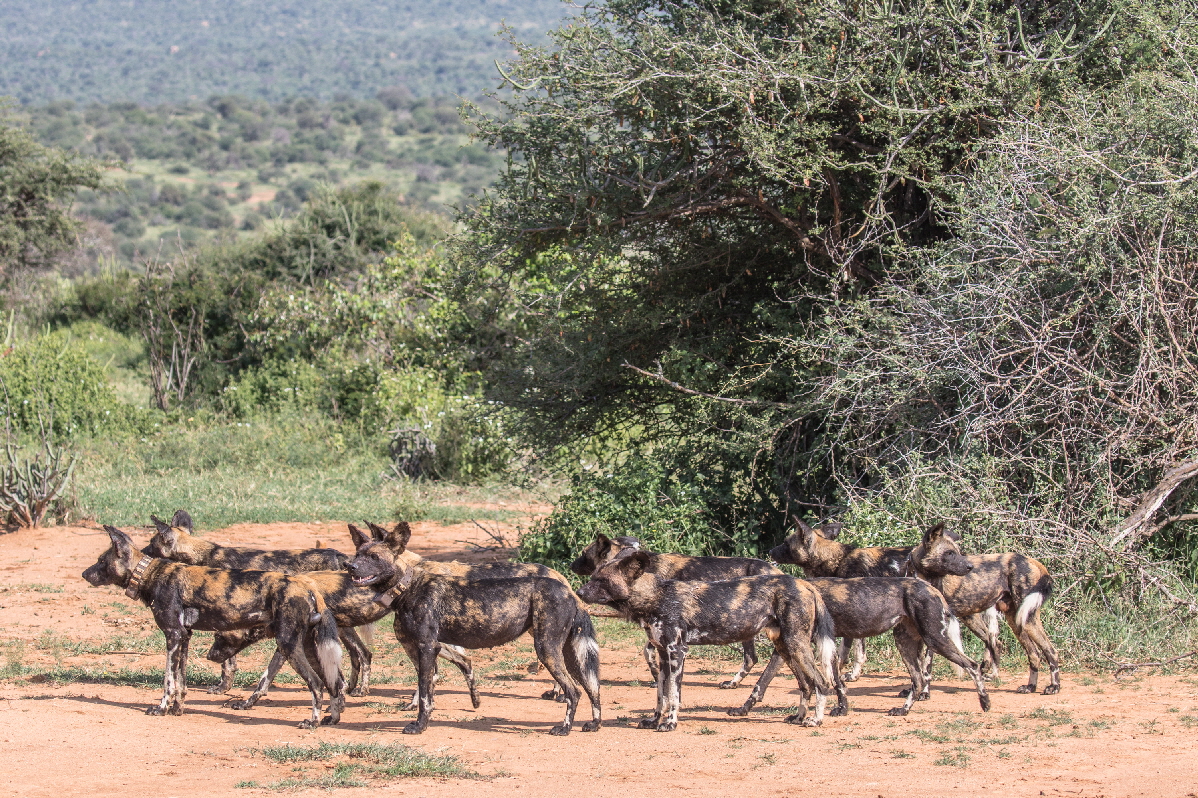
908 523 1060 695
571 533 780 688
735 577 991 717
82 525 344 728
348 536 602 736
144 510 370 697
577 551 834 730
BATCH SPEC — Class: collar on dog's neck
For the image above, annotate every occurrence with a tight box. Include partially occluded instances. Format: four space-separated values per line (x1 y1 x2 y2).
125 555 154 599
372 569 414 607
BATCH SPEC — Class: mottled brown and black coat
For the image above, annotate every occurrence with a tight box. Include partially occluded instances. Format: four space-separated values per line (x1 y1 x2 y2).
81 525 344 728
571 533 780 688
908 524 1060 695
576 551 834 731
741 576 990 717
347 533 602 736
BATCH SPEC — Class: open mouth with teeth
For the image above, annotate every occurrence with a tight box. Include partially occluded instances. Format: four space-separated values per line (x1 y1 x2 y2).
351 573 379 585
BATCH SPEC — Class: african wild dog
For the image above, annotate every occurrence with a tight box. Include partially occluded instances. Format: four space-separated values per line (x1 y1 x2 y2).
732 577 991 717
144 511 368 696
769 519 959 681
908 523 1061 695
348 536 602 736
571 533 780 689
82 525 344 728
576 550 834 730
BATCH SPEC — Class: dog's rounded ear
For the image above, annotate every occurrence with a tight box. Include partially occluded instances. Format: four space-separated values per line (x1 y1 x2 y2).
817 522 844 541
365 521 389 541
149 517 178 553
387 521 412 554
922 522 947 544
170 509 193 533
348 523 370 550
594 533 612 555
105 525 135 558
793 517 814 541
944 527 962 542
622 549 651 580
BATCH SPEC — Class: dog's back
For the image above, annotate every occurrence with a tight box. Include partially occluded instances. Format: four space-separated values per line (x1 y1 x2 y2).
147 514 348 573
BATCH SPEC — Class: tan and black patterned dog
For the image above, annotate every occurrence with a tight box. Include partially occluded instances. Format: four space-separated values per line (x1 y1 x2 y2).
908 523 1060 695
576 551 834 731
571 533 780 688
733 576 991 717
347 536 602 736
768 519 958 681
82 525 344 728
144 511 370 697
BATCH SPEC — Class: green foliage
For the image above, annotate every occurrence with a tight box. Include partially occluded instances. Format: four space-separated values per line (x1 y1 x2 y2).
0 109 107 272
3 0 563 104
0 330 143 436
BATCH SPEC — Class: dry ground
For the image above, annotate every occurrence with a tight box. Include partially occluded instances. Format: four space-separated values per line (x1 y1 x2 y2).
1 514 1196 797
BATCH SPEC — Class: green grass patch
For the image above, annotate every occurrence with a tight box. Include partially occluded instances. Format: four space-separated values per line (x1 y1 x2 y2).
0 583 66 594
247 741 478 786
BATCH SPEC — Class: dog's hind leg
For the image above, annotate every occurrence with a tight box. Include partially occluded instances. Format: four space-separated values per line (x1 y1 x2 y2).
436 644 480 709
844 637 866 682
206 656 237 694
729 651 782 717
888 622 928 716
960 609 1001 681
536 635 582 736
916 610 990 713
230 647 287 710
339 627 371 697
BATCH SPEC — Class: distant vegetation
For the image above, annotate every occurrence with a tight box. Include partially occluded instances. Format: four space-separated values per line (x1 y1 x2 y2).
15 94 502 266
2 0 565 104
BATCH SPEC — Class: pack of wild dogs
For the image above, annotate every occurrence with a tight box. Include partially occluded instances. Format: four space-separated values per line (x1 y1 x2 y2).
80 511 1059 734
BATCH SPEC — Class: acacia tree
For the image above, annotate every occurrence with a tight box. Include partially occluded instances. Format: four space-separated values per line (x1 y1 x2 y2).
0 110 106 276
459 0 1133 534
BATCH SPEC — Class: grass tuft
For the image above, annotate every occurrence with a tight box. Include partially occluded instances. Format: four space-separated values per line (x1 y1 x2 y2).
251 741 479 782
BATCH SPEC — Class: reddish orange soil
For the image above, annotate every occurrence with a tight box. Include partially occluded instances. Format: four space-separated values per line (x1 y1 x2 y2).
1 519 1196 798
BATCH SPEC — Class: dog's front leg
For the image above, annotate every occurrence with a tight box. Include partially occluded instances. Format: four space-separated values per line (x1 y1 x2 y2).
150 628 189 716
638 641 667 730
641 640 661 683
655 633 685 732
403 641 440 735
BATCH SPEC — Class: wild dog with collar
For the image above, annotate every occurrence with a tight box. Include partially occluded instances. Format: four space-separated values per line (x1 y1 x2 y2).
907 523 1060 695
144 509 358 696
577 550 834 731
359 521 575 705
348 537 602 736
571 533 781 689
82 525 344 728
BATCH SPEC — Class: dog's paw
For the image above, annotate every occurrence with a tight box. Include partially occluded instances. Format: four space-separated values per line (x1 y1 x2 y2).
204 684 229 695
168 704 184 716
726 706 750 717
653 721 677 732
145 706 166 716
887 707 909 717
916 691 930 701
1015 684 1035 694
828 705 848 717
581 720 601 732
637 718 658 729
782 713 809 725
348 687 368 698
897 687 912 698
842 673 860 683
540 688 558 701
718 679 739 689
320 715 340 726
548 723 571 736
402 721 426 735
230 699 255 711
979 694 992 712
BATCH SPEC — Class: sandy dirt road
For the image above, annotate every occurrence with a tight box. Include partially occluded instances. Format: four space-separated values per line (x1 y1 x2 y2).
1 517 1196 798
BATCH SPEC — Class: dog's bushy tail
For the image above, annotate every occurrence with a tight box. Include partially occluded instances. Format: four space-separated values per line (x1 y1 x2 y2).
310 592 343 689
1016 572 1054 629
812 595 837 693
564 605 602 718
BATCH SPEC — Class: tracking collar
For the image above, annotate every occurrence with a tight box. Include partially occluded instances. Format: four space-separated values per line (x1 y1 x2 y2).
125 555 154 599
372 569 415 607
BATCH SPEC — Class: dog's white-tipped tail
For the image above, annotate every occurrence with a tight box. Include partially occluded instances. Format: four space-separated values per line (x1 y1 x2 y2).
947 615 966 656
315 610 343 689
1015 591 1045 630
